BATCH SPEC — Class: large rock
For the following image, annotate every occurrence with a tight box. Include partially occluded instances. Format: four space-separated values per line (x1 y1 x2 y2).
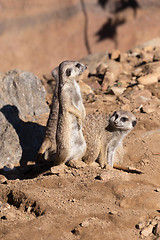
0 70 49 167
138 73 159 85
0 70 49 121
0 112 22 168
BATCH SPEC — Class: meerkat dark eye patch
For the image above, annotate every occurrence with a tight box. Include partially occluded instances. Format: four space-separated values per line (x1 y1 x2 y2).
132 120 137 127
66 68 72 77
121 117 128 122
75 63 81 68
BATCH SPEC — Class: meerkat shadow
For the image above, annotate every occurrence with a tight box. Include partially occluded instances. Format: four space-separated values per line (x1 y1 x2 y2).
0 104 45 167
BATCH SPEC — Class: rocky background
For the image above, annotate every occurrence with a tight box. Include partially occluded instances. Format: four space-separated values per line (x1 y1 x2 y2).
0 0 160 76
0 38 160 239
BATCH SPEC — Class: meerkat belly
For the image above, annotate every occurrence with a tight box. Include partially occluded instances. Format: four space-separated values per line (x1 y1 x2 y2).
68 115 86 161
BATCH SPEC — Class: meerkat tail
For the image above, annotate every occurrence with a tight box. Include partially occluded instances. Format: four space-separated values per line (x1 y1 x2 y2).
113 163 143 174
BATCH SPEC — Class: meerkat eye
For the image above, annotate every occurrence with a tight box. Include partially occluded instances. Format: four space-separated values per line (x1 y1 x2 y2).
66 68 72 77
132 120 137 127
75 63 81 68
121 117 128 122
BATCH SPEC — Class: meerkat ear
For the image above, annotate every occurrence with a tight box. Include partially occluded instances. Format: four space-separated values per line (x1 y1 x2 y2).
112 111 116 116
66 68 72 77
132 120 137 127
51 67 59 80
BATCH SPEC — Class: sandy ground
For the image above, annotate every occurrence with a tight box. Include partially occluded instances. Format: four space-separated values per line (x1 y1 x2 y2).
0 98 160 240
0 43 160 239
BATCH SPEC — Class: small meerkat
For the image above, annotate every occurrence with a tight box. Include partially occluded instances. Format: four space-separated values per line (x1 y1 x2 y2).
36 67 59 163
55 60 87 165
82 110 137 168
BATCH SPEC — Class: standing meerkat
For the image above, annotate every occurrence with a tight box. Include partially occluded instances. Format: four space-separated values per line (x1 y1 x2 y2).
36 67 59 163
55 60 87 165
82 110 137 168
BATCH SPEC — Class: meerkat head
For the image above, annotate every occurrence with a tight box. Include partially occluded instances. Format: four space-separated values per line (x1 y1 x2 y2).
59 60 87 79
109 110 137 131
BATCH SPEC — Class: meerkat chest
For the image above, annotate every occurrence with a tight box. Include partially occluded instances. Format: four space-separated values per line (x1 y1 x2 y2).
72 81 83 108
62 81 83 109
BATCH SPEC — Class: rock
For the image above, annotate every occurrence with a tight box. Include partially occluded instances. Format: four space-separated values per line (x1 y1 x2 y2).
79 80 94 95
103 95 117 103
139 38 160 50
78 80 96 102
138 73 159 85
110 49 121 60
143 45 153 52
140 51 153 62
153 50 160 61
96 63 108 74
141 99 160 113
142 62 160 75
108 211 117 215
138 84 145 90
141 224 153 237
135 222 146 230
0 70 49 167
132 67 143 77
154 188 160 192
0 70 49 122
153 223 160 236
67 159 86 169
85 76 101 91
0 112 22 168
129 89 152 100
102 71 115 91
151 219 158 226
51 165 65 175
119 52 129 62
106 60 123 80
72 227 81 236
108 86 126 96
80 220 90 228
99 171 113 181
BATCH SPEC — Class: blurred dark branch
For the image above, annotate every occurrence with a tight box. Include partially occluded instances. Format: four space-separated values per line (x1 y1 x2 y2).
80 0 91 54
